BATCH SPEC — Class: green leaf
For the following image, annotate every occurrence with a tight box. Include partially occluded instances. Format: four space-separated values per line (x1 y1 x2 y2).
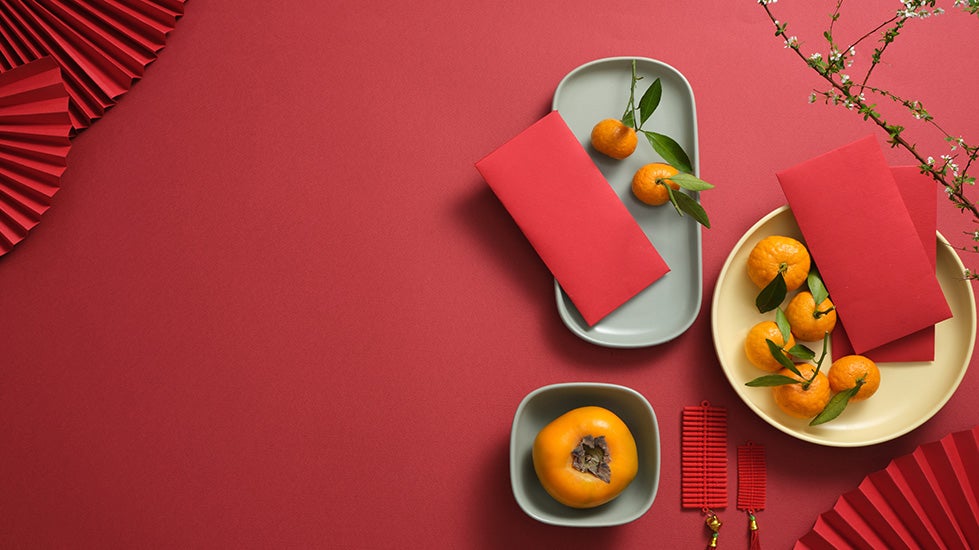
746 374 801 387
775 308 791 343
644 131 693 173
809 383 863 426
787 344 816 362
638 78 662 126
670 190 711 228
755 272 787 313
669 172 715 191
766 339 801 376
621 109 635 129
808 267 829 305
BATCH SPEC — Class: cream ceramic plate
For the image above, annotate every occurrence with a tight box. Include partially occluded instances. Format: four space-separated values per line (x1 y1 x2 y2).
551 57 703 348
712 206 976 447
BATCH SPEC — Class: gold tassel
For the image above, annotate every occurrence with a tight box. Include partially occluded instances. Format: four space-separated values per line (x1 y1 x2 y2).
705 513 722 548
748 512 761 550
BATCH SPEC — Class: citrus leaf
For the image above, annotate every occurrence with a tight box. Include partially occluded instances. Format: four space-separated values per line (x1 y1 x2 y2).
787 344 816 362
746 374 801 387
810 382 863 426
664 185 682 216
775 307 791 342
808 267 829 305
644 131 693 173
766 339 801 375
621 109 635 129
755 272 787 313
669 172 715 191
638 77 662 125
671 191 711 228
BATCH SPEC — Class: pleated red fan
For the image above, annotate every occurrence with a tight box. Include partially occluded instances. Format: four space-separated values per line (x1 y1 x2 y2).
0 55 71 256
0 0 186 132
796 425 979 549
682 401 728 548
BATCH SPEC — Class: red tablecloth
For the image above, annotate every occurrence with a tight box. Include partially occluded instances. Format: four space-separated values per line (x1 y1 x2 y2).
1 2 978 548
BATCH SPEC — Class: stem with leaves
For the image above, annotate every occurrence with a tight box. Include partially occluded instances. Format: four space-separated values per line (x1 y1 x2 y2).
621 60 715 228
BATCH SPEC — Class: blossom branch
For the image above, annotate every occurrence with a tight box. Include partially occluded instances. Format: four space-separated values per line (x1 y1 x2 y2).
759 1 979 276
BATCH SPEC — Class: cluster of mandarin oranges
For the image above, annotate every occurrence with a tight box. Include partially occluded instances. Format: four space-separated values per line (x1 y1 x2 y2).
590 119 678 206
744 235 881 423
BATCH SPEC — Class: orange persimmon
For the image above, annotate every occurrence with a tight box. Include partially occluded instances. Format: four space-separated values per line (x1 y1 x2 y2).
532 406 638 508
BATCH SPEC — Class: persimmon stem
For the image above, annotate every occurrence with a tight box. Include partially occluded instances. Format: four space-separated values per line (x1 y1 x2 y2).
571 435 612 483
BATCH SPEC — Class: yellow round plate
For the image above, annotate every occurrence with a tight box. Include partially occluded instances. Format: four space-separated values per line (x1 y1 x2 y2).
711 206 976 446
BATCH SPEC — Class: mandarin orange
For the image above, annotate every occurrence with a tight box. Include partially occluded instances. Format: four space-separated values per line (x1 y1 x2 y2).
744 320 797 372
785 291 837 341
828 355 881 401
631 163 680 206
772 365 831 419
746 235 811 291
590 118 638 160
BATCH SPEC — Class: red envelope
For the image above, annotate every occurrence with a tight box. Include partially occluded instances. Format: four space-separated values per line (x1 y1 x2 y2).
776 136 951 353
831 166 937 362
475 111 669 326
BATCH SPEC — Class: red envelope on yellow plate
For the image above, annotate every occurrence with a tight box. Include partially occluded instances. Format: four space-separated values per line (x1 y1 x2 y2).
831 166 938 362
475 111 669 326
776 136 951 354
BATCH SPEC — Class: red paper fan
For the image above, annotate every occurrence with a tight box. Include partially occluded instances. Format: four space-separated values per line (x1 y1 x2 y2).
0 0 186 132
796 425 979 549
0 55 71 256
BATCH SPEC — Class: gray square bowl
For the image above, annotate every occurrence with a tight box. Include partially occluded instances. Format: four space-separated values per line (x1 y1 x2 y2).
509 382 660 527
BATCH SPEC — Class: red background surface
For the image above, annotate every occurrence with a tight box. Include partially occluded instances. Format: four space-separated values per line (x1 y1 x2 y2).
2 1 978 548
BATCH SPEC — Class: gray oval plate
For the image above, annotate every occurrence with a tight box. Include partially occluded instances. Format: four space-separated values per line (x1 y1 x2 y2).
552 57 703 348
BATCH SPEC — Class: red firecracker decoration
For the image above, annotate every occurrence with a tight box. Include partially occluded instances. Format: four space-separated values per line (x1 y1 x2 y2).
682 401 728 548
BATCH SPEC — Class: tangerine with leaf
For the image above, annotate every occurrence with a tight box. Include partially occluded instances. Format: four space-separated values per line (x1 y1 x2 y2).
748 235 811 313
747 235 810 290
827 355 881 401
786 291 837 341
771 364 832 419
599 59 715 228
785 268 837 341
632 163 680 206
744 308 797 372
809 355 882 426
746 333 842 424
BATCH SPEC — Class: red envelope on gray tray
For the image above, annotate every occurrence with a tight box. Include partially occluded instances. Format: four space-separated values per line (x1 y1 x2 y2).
776 136 951 355
475 111 669 326
831 166 938 362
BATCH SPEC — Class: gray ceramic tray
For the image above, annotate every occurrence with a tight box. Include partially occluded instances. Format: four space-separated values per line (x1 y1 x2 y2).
552 57 703 348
